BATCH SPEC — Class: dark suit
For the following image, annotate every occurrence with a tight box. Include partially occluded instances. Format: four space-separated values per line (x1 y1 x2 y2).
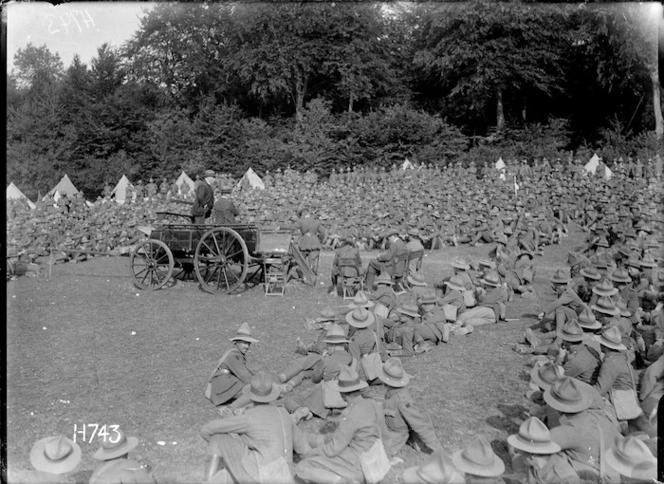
366 237 408 289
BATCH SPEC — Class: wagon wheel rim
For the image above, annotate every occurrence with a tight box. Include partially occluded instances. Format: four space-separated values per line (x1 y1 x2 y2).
130 239 174 290
194 228 249 294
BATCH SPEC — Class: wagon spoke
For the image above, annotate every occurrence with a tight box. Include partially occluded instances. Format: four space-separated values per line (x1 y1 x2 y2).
154 251 170 265
222 266 230 289
226 249 244 259
212 233 222 257
133 266 149 277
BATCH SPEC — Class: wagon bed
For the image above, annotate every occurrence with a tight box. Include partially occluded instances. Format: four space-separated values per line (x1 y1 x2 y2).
130 222 294 294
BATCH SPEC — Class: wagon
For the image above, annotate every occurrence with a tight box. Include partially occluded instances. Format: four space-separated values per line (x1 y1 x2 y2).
129 222 297 294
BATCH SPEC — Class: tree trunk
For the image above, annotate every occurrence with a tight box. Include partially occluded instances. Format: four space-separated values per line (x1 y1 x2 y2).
348 90 354 113
294 74 307 124
496 88 505 132
651 71 663 141
521 96 527 123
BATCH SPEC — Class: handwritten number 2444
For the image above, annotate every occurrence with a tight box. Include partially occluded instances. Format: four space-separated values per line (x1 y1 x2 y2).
46 10 95 35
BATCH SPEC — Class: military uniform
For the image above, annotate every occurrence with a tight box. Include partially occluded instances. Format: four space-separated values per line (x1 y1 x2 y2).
382 386 443 455
209 348 253 407
201 405 312 483
89 459 154 484
296 397 380 483
283 350 353 418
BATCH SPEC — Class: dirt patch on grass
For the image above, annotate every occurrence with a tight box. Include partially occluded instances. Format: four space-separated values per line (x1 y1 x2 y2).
6 229 580 482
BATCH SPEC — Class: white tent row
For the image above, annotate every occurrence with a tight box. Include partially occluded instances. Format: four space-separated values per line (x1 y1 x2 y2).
44 174 79 201
111 174 134 204
6 182 36 209
237 167 265 190
583 153 612 179
176 170 196 195
401 158 414 170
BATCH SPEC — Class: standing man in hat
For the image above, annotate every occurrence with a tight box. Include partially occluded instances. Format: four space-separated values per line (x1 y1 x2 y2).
89 429 154 484
213 183 239 224
365 228 408 291
201 372 313 483
295 367 382 484
11 435 81 484
192 170 215 224
377 358 443 456
206 323 259 414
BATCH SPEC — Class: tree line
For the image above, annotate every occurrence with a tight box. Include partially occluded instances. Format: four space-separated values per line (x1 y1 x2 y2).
7 1 663 200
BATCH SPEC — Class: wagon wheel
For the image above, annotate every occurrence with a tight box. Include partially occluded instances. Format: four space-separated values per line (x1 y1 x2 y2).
194 228 249 294
130 239 174 290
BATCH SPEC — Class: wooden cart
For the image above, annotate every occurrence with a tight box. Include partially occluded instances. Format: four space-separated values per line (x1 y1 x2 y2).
129 222 295 294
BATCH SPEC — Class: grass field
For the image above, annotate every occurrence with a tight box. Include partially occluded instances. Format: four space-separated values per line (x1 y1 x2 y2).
5 226 581 483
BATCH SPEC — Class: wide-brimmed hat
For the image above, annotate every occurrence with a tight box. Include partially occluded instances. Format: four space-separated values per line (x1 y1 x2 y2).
384 228 399 238
518 250 534 261
403 452 465 484
444 276 466 292
323 324 350 344
580 266 601 280
452 436 505 478
594 326 627 351
530 362 565 391
348 291 375 309
640 254 657 268
30 436 82 474
230 322 259 343
93 429 139 461
333 366 368 393
577 307 601 330
567 251 585 268
316 308 337 323
605 436 657 480
480 272 500 287
478 258 495 269
507 417 561 455
558 320 586 343
377 357 411 388
451 259 470 271
346 307 375 328
398 302 420 318
407 272 427 287
376 273 394 286
592 279 618 297
590 296 620 316
204 169 216 177
543 377 593 413
418 294 438 306
550 270 570 284
609 268 631 284
242 371 281 403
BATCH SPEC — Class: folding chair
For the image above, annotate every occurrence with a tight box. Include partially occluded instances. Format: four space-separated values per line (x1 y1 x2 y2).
263 256 289 296
391 252 409 295
338 257 363 300
407 249 424 277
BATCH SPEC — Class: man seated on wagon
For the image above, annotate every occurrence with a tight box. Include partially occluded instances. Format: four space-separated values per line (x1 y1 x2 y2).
213 184 239 224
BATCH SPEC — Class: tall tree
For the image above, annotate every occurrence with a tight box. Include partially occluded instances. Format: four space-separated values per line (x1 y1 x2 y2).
414 2 568 134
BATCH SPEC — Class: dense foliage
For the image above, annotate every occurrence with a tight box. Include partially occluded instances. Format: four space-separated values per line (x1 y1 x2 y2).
7 2 663 199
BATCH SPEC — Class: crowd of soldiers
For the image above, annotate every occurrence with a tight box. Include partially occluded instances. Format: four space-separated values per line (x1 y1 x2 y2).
8 154 663 483
6 155 664 270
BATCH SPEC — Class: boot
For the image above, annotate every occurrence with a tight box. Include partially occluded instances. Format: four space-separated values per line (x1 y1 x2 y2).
295 338 309 356
442 323 451 343
279 360 305 383
525 328 541 348
285 372 307 390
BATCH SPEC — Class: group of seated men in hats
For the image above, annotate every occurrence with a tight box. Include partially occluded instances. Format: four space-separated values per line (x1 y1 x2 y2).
192 197 661 483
